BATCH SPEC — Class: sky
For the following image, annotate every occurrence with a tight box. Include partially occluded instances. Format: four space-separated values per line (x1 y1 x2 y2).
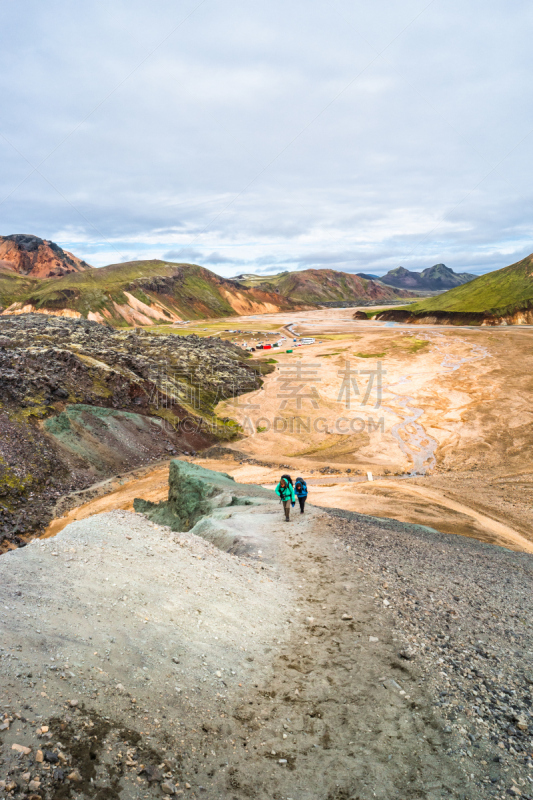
1 1 533 278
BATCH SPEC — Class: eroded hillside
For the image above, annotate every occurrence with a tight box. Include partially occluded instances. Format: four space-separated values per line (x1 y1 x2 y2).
236 267 411 305
0 314 271 549
0 260 304 325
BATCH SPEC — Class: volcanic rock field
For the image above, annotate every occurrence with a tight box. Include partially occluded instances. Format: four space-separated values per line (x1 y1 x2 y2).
0 314 269 550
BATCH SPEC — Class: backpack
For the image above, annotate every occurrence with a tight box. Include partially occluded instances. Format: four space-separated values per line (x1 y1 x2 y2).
295 477 307 495
281 473 293 486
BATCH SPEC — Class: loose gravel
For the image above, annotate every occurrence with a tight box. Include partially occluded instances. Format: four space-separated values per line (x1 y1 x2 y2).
329 507 533 799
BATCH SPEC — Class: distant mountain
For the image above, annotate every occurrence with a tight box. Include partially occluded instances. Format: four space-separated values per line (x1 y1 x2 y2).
236 268 411 305
380 263 476 291
0 234 90 278
377 253 533 325
356 272 380 280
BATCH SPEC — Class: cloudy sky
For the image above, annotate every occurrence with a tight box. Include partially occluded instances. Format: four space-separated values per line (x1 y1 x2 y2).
1 1 533 277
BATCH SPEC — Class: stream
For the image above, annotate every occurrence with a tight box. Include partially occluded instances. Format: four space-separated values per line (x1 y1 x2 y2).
383 333 490 475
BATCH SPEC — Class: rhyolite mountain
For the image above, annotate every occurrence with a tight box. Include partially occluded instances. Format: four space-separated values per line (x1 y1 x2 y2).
380 264 476 291
0 259 303 324
234 268 410 306
0 259 413 325
0 234 90 278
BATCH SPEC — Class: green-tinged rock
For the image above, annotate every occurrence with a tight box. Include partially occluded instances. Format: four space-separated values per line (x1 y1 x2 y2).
133 458 266 535
134 459 236 531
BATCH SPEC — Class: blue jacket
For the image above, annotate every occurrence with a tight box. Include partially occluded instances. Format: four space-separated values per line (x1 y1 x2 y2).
294 478 308 498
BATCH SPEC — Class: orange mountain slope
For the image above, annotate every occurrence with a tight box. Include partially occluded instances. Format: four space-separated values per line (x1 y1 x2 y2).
0 234 90 278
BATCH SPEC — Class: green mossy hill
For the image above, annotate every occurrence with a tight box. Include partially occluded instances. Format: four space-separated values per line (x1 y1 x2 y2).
395 254 533 317
237 268 410 306
0 267 39 311
0 314 272 548
0 259 299 324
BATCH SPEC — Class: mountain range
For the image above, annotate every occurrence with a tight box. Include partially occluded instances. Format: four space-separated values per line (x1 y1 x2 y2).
372 263 476 291
377 253 533 325
0 236 412 325
234 269 408 306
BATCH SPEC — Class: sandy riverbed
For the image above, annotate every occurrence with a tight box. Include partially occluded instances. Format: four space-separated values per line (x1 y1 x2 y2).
46 310 533 553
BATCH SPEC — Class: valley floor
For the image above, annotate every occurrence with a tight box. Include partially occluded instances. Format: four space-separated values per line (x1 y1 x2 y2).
2 309 533 799
44 311 533 554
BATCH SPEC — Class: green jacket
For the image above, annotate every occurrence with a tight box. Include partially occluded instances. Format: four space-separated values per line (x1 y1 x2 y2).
275 481 295 503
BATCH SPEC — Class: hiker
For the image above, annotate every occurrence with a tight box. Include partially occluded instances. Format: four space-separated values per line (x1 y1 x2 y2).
294 476 308 514
275 474 295 522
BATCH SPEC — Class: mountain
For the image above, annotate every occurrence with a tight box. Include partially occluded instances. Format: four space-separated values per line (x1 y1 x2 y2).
380 263 476 291
0 234 90 278
0 259 306 325
0 261 413 325
356 272 380 280
377 253 533 325
235 268 410 306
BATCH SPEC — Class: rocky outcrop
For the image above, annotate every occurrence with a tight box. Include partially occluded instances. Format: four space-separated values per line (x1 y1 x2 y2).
134 460 260 528
0 234 90 278
134 460 236 531
376 308 533 326
0 314 271 549
134 459 272 553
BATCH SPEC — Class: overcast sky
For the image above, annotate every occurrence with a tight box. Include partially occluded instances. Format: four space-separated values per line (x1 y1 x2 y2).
1 1 533 277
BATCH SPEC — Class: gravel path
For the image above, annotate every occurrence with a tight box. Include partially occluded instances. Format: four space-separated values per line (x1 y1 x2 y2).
0 472 531 799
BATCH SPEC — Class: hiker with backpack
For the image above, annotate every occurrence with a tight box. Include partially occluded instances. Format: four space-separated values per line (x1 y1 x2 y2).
275 474 295 521
294 476 308 513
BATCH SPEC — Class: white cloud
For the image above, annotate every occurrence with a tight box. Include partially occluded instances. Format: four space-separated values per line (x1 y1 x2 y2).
1 0 533 279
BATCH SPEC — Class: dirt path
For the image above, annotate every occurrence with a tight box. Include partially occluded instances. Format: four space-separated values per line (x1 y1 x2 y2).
0 485 468 799
4 463 531 799
209 507 468 800
45 454 533 554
